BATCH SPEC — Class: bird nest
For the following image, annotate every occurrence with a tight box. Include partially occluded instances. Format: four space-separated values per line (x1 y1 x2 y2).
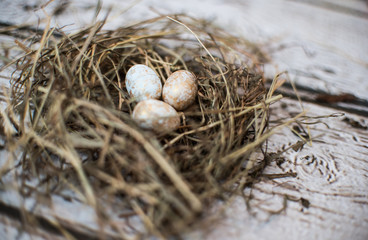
2 15 283 238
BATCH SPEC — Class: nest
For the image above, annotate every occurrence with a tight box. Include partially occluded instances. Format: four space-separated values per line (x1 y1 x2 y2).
3 15 282 238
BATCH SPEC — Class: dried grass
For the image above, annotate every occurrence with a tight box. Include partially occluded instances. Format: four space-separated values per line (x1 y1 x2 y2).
1 14 289 238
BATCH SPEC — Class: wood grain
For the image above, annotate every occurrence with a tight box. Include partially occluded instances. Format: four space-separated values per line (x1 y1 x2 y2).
190 99 368 240
0 0 367 239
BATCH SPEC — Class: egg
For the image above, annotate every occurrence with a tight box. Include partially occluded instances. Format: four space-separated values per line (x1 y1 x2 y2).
125 64 162 102
132 99 180 132
162 70 197 110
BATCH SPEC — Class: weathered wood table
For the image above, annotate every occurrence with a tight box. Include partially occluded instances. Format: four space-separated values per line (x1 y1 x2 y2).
0 0 367 239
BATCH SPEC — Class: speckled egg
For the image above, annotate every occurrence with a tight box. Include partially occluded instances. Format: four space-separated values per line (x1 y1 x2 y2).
125 64 162 102
162 70 197 110
132 99 180 132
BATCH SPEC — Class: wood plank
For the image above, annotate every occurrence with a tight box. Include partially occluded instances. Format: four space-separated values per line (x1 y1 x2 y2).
188 98 368 240
87 0 368 100
2 0 367 102
0 0 367 239
1 98 366 240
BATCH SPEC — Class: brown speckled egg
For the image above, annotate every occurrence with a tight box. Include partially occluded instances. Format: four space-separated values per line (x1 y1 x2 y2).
125 64 162 102
162 70 197 110
132 99 180 132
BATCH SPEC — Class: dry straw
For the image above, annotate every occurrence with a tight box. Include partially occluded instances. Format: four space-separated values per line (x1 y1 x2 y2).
1 14 291 238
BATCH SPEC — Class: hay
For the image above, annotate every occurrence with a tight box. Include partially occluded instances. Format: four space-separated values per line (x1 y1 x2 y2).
2 15 284 238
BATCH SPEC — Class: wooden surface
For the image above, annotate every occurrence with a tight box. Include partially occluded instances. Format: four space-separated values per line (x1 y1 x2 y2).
0 0 367 239
190 99 368 240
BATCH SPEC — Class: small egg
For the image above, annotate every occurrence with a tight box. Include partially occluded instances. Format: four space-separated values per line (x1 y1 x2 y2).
132 99 180 132
125 64 162 102
162 70 197 110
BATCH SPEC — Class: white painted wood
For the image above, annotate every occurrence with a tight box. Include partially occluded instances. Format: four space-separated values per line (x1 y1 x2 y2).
2 0 367 98
0 0 367 239
188 99 368 240
83 0 368 100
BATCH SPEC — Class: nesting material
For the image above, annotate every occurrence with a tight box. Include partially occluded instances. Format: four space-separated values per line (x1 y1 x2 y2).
3 15 283 238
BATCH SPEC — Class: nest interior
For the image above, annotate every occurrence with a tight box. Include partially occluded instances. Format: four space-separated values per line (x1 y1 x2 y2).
4 15 281 237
